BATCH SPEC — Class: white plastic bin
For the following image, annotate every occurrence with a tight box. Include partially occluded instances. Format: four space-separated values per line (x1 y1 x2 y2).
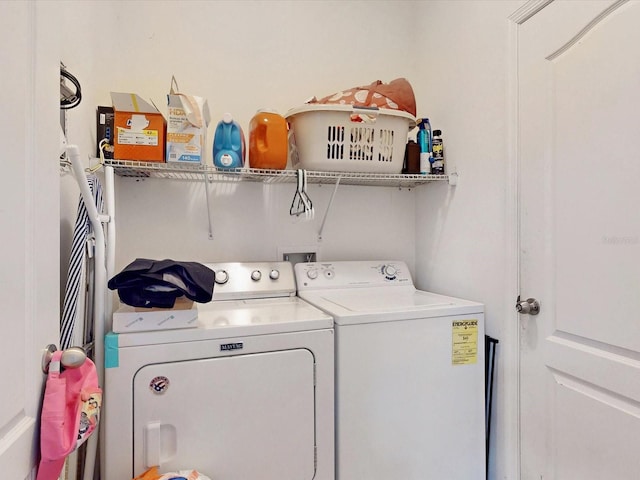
286 104 416 174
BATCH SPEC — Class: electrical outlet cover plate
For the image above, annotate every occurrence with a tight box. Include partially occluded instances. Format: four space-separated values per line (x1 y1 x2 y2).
278 246 318 266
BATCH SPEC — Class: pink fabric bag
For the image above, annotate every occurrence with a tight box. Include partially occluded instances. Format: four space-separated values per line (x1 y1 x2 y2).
37 350 102 480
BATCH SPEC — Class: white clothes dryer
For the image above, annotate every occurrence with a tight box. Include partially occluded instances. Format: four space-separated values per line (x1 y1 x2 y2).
295 260 485 480
103 262 334 480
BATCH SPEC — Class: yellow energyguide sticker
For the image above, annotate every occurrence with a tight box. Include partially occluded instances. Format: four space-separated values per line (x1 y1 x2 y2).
452 319 478 365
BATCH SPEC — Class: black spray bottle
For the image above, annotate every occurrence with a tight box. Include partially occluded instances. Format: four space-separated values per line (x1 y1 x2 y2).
431 129 444 175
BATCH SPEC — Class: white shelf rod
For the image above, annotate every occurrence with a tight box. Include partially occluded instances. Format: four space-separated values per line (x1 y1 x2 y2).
318 177 341 242
203 172 214 239
68 145 107 480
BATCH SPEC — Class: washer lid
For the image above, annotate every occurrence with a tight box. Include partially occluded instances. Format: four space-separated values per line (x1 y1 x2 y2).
299 286 483 325
114 296 333 347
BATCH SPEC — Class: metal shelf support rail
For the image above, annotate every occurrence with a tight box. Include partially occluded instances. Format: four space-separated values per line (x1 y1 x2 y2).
103 159 456 241
103 159 453 188
318 176 341 242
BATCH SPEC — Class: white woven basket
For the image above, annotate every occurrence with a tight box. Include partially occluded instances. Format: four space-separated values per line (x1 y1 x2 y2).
286 104 416 174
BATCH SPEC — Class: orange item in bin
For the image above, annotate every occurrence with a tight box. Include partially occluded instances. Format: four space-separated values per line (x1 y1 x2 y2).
307 78 416 117
133 466 161 480
249 109 288 170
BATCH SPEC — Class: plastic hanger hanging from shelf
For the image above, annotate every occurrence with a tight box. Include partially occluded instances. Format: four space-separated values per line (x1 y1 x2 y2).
290 169 314 220
288 168 341 241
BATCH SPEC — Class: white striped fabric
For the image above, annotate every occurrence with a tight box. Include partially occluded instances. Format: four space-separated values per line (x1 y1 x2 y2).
60 175 104 351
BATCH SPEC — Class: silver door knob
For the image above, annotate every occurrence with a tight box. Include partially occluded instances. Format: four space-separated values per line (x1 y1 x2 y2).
516 296 540 315
42 344 87 373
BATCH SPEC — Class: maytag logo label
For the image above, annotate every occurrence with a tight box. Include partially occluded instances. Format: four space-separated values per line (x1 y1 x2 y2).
220 342 243 352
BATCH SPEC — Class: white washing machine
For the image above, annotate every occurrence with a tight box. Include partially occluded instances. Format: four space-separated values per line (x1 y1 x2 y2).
295 260 486 480
103 262 334 480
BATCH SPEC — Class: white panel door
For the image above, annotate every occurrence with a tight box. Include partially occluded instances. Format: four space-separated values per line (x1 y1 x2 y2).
518 1 640 478
0 1 60 479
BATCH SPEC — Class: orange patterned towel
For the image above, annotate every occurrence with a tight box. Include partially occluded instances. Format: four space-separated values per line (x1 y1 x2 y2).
307 78 416 117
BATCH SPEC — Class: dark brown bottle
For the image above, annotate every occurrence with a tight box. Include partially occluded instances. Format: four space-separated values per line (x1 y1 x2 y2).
403 139 420 174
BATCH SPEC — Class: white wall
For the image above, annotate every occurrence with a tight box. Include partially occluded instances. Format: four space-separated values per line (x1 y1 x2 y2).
411 2 522 479
112 178 416 265
60 0 420 274
60 0 118 301
59 1 524 479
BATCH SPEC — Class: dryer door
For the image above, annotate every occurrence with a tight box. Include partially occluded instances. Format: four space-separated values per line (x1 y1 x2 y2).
133 349 316 479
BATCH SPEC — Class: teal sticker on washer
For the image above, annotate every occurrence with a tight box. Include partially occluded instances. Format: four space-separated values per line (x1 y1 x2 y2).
105 332 119 368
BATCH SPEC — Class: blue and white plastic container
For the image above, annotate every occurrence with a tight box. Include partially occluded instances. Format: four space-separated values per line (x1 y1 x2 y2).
213 113 245 169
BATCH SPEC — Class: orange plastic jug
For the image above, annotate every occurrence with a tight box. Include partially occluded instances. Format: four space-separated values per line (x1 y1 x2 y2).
249 109 288 170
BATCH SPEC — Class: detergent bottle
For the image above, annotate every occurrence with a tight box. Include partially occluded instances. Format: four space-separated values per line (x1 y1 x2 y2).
249 109 288 170
213 113 245 169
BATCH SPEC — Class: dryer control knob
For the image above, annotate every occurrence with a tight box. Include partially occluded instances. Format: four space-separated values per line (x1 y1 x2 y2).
269 269 280 280
251 270 262 281
307 268 319 280
215 270 229 285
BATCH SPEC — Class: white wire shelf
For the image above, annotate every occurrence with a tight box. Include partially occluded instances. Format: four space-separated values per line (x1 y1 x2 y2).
103 159 450 188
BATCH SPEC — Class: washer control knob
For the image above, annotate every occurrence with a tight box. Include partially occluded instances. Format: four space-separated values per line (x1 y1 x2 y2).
307 268 319 280
251 270 262 281
269 269 280 280
382 264 397 280
215 270 229 285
